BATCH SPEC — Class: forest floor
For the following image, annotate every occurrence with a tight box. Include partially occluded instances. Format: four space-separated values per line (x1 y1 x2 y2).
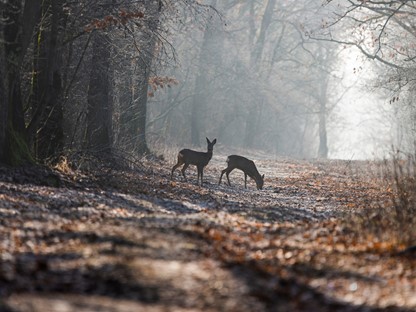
0 150 415 312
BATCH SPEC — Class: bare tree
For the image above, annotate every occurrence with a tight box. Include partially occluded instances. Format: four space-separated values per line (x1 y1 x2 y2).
190 0 224 146
315 1 416 151
316 1 416 80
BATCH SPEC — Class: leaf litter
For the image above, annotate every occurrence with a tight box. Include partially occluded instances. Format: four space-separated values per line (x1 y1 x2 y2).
0 154 415 311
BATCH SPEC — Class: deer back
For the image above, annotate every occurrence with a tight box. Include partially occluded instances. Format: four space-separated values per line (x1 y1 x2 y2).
180 149 212 166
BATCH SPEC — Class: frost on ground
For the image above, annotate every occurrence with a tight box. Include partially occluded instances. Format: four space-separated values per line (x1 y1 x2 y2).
0 154 415 312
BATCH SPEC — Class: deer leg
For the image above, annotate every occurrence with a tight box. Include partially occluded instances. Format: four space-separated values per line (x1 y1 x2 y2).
181 163 189 181
244 173 248 189
226 170 232 186
219 169 227 185
198 166 203 186
171 162 183 179
171 155 184 179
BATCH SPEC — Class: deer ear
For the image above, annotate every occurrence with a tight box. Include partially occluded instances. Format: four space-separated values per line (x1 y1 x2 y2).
262 174 265 179
206 137 210 144
212 138 217 144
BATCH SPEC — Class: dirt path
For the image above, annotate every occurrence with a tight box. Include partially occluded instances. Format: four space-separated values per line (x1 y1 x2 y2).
0 154 415 311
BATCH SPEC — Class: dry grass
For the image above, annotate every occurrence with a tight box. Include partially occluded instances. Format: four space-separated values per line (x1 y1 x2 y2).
347 153 416 249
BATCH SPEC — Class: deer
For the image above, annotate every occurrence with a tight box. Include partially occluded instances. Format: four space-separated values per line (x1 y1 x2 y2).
171 137 217 186
218 155 264 190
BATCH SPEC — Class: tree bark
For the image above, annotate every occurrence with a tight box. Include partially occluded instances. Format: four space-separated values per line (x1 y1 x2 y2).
134 0 162 155
250 0 277 67
244 0 276 148
135 62 151 155
0 27 7 163
27 0 66 162
316 47 330 159
318 85 329 159
190 72 206 147
37 0 66 161
117 60 135 151
3 0 42 165
85 31 113 153
191 0 220 146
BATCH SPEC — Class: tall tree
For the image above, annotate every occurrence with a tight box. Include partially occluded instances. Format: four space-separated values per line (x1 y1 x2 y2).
0 3 8 163
27 0 67 161
85 30 113 153
2 0 42 165
135 6 161 155
317 72 329 159
190 2 222 146
114 0 163 155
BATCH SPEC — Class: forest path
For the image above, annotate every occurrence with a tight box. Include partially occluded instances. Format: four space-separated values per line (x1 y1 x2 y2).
1 153 415 311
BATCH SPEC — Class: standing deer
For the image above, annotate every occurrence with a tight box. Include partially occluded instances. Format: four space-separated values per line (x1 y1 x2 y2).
171 137 217 186
219 155 264 190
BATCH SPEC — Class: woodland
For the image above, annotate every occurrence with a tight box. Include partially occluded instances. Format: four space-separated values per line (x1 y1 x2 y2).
1 1 416 311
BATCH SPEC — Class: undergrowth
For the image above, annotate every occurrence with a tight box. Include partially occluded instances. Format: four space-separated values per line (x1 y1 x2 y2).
348 152 416 250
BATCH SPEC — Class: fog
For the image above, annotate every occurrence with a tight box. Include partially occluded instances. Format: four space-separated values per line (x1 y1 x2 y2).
145 1 413 160
329 50 394 160
2 1 414 165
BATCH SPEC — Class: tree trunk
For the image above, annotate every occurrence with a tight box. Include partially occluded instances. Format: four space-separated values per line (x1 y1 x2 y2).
133 0 162 155
135 63 151 155
318 100 328 159
135 34 156 155
117 60 135 151
318 79 329 159
31 0 66 162
3 0 42 165
85 31 113 153
0 37 7 164
250 0 277 67
191 0 220 146
190 73 206 147
244 0 277 149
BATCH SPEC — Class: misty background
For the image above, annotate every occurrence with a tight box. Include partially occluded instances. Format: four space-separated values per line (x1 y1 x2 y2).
1 0 415 165
146 1 413 160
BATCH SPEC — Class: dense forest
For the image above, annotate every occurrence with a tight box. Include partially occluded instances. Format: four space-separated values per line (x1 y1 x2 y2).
1 1 416 311
2 0 415 165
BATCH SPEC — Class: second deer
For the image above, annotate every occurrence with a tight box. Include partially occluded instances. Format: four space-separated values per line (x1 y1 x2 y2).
219 155 264 190
171 137 217 186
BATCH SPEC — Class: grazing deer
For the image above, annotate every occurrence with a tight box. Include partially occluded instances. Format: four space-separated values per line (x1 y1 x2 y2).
171 137 217 186
219 155 264 190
